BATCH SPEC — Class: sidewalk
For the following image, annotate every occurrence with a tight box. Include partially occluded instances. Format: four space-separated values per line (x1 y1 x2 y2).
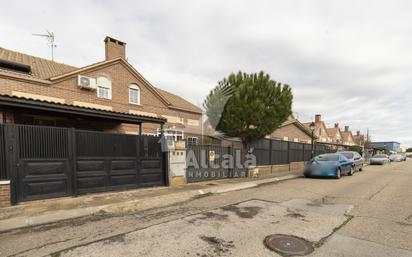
0 170 302 232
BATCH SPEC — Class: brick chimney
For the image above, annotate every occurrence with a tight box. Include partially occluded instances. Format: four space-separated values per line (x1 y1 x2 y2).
334 123 339 128
104 36 126 60
315 114 321 123
345 126 349 132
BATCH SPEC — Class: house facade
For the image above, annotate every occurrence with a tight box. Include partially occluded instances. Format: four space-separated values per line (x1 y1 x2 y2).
326 123 344 144
303 115 332 143
270 115 315 143
341 126 356 146
0 36 203 143
353 130 365 147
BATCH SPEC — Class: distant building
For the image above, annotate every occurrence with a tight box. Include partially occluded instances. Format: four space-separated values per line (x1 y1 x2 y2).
371 141 401 153
303 114 332 143
271 115 317 143
353 130 365 147
326 123 344 145
341 126 356 146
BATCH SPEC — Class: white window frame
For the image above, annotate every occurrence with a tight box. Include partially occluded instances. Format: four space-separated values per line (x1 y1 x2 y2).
96 76 112 99
187 137 198 146
156 128 184 141
129 84 140 105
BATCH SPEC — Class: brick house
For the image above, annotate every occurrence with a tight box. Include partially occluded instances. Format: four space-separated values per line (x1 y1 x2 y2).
303 115 332 143
353 130 365 147
0 36 205 205
0 36 203 143
270 115 316 143
326 123 344 144
341 126 356 146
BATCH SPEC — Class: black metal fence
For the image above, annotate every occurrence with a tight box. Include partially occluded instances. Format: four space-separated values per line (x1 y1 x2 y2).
251 138 344 166
0 124 165 203
186 144 246 182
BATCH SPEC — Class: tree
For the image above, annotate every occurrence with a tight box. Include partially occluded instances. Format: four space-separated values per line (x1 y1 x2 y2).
348 145 363 154
203 71 293 149
406 148 412 152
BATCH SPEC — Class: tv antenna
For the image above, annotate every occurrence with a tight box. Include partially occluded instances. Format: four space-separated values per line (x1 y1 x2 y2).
32 30 57 61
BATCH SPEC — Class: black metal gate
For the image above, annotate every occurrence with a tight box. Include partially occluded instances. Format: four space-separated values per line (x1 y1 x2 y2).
2 124 165 203
186 144 246 182
14 125 72 202
75 131 164 194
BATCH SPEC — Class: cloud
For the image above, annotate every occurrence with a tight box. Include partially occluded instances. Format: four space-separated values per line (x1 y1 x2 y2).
0 0 411 146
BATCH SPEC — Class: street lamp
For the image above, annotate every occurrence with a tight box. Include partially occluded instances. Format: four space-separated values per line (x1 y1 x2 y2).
309 122 316 158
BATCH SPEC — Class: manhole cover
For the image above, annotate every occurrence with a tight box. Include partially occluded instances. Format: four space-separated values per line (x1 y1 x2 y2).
264 234 314 256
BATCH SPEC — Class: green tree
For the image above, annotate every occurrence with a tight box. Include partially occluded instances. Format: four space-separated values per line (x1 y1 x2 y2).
348 145 363 154
406 148 412 152
204 71 293 149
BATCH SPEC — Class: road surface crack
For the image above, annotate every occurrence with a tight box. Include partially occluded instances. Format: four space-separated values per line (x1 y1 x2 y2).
368 183 390 200
8 238 73 257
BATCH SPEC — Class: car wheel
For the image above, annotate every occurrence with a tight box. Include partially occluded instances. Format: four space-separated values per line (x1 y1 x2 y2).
335 168 341 179
359 165 363 171
348 166 354 176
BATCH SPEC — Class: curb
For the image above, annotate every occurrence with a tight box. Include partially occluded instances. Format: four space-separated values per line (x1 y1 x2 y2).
0 173 301 233
0 191 194 233
193 173 302 195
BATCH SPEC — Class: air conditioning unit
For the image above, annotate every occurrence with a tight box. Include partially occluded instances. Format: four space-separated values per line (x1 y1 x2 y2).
77 75 97 90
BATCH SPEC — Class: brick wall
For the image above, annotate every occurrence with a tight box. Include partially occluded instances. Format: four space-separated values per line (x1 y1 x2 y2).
290 162 305 171
248 162 305 178
0 181 10 207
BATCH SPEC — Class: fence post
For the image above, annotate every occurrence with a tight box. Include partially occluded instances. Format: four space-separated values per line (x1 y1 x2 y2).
302 143 305 162
287 141 290 171
269 139 273 173
69 128 78 196
136 133 141 187
4 124 18 204
229 143 233 178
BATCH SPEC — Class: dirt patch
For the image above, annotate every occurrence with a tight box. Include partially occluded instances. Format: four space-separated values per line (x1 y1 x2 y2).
306 202 322 207
220 205 262 219
200 236 234 256
396 221 412 227
103 234 126 245
286 208 305 218
5 211 112 235
187 212 229 223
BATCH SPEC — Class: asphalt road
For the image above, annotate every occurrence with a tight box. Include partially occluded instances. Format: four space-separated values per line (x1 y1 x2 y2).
1 161 412 257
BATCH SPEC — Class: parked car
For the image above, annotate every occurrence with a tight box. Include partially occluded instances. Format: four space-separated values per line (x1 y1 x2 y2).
399 153 407 161
370 154 390 165
406 153 412 158
304 153 354 179
338 151 364 172
389 154 403 162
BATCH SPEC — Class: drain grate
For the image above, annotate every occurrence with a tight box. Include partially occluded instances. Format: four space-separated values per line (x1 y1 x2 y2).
264 234 314 256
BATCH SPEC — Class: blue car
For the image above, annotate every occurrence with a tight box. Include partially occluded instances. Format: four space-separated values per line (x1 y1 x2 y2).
304 153 354 179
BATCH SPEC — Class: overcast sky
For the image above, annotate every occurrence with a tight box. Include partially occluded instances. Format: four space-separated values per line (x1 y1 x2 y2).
1 0 411 146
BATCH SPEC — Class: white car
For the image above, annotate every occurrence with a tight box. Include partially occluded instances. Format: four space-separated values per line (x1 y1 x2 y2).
389 154 403 162
370 154 390 165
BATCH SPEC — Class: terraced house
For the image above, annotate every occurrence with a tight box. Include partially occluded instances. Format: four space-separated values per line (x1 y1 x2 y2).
0 36 202 141
0 36 202 205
